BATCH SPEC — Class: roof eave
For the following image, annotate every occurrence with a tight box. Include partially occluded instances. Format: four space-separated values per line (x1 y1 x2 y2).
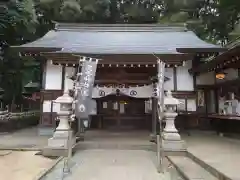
177 47 227 53
10 46 62 53
190 45 240 74
41 51 194 58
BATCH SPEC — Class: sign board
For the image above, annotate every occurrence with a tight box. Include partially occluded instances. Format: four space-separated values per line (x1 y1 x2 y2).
75 57 98 119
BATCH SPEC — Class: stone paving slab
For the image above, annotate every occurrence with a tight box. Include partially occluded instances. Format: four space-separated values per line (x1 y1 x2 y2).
0 127 49 149
42 150 180 180
184 131 240 180
1 128 240 180
168 156 218 180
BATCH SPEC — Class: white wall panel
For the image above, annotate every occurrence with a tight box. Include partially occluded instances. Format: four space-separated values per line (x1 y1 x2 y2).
65 67 75 90
45 60 62 90
43 100 59 112
176 60 193 91
187 99 196 111
164 68 174 91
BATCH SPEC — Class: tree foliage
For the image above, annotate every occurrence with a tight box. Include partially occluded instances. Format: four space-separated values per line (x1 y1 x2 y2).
0 0 39 109
34 0 240 41
159 0 240 44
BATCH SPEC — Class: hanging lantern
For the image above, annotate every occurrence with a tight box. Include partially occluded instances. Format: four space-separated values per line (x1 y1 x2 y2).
216 72 226 80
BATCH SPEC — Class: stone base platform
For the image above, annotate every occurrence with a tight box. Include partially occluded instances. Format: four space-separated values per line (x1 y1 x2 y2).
42 146 77 157
162 139 187 152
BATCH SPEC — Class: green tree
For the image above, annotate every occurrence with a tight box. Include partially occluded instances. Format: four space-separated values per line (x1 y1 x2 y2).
117 0 162 23
159 0 240 44
36 0 165 23
0 0 39 110
36 0 111 23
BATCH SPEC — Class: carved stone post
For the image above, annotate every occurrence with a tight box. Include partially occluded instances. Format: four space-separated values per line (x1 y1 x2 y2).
162 91 186 152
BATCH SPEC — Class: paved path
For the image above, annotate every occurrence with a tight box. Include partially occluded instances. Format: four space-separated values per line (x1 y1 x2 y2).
1 128 240 179
42 150 180 180
184 131 240 180
0 127 49 149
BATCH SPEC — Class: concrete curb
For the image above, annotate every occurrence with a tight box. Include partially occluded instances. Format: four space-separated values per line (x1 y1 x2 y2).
187 151 232 180
166 156 188 180
33 156 64 180
0 147 42 151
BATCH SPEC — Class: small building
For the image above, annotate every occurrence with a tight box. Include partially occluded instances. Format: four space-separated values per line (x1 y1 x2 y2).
191 37 240 134
13 23 225 135
22 82 41 111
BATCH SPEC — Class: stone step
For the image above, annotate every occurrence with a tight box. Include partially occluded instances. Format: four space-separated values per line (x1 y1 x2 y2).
75 142 155 151
75 141 188 156
167 156 219 180
187 152 232 180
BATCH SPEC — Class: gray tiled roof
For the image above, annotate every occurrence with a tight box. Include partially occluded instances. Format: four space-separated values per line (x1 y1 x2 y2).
15 23 223 54
24 82 40 88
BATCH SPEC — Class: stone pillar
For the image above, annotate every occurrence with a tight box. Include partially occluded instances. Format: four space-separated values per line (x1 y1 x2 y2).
162 91 186 152
150 98 157 142
76 118 86 141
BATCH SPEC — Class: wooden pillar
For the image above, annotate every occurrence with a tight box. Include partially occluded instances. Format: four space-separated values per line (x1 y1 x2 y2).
173 67 177 91
61 65 66 90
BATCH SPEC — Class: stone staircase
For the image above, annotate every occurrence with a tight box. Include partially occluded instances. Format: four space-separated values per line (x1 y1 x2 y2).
167 152 232 180
75 140 233 180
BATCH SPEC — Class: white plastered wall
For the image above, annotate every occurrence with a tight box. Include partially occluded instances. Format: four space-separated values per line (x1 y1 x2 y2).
176 60 196 111
176 60 193 91
43 60 63 113
164 68 174 91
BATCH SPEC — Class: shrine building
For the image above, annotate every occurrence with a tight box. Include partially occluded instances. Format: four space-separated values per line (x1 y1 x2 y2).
13 23 225 135
190 37 240 134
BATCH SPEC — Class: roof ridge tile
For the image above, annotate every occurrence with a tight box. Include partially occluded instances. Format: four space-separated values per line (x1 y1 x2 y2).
54 22 187 32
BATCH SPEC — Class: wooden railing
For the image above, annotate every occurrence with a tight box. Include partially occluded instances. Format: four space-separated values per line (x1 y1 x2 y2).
0 110 40 121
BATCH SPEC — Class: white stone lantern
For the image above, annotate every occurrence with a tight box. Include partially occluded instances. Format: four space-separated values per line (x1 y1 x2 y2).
54 91 73 131
47 90 75 149
162 90 186 152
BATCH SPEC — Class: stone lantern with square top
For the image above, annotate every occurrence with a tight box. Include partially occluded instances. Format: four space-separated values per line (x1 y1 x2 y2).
162 90 186 152
43 90 76 157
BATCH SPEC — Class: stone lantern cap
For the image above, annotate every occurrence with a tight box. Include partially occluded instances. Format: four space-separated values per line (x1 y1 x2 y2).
54 91 73 104
164 90 179 105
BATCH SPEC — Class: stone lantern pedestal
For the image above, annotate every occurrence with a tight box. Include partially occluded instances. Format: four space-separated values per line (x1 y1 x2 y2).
162 91 186 152
43 91 76 157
